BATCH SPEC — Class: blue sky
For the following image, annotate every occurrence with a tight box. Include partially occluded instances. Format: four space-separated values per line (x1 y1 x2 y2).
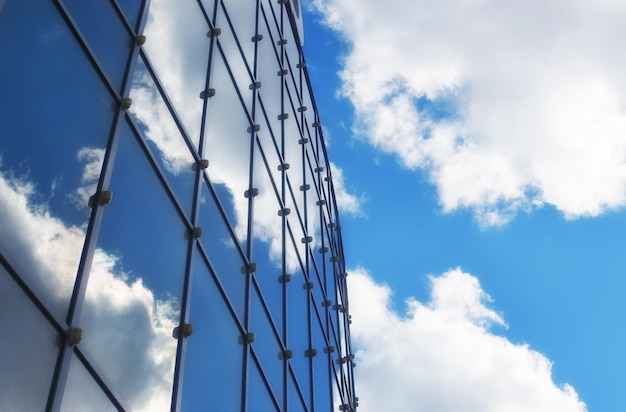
301 0 626 410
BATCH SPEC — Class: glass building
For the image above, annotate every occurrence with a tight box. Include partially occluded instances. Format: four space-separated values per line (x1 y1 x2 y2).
0 0 357 410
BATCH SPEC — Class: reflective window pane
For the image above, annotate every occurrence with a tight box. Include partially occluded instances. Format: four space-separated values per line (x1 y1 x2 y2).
0 0 115 317
60 355 117 412
250 285 283 404
117 0 143 29
0 267 59 411
64 0 131 89
203 49 251 248
286 251 310 406
129 56 196 217
80 122 184 411
312 309 331 412
198 178 247 322
182 247 243 411
248 357 280 412
143 0 210 149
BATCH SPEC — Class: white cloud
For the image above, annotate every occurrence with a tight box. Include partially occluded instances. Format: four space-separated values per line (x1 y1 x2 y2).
348 267 587 412
330 161 363 215
312 0 626 225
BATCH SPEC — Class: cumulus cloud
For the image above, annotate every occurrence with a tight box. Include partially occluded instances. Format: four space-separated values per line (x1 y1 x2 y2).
312 0 626 225
347 267 586 412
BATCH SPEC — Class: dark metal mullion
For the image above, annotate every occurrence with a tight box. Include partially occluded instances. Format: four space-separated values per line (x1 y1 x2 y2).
195 0 219 156
239 0 263 409
47 1 152 410
169 1 219 408
294 47 317 411
277 1 290 410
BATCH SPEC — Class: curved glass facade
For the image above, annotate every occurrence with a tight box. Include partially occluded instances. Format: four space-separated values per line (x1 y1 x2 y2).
0 0 357 410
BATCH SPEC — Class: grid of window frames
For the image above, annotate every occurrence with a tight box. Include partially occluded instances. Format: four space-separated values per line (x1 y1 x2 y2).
0 0 358 410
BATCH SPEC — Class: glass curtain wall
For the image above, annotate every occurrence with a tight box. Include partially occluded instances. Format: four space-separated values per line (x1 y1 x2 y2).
0 0 357 410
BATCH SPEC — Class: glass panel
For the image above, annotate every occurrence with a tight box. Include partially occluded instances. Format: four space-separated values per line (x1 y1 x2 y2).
286 248 310 406
60 355 117 412
250 285 283 405
221 0 256 73
117 0 143 29
288 373 308 412
0 267 59 411
301 87 317 155
199 0 217 19
215 3 254 115
80 121 184 411
181 247 243 412
0 0 115 317
261 0 282 37
256 13 283 153
284 100 306 258
64 0 131 90
248 357 280 412
129 56 196 217
312 308 331 412
198 178 247 322
203 49 251 247
282 11 302 99
252 143 283 325
143 0 210 149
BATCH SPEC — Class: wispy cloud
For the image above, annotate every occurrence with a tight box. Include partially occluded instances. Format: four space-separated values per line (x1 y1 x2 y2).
348 267 587 411
313 0 626 225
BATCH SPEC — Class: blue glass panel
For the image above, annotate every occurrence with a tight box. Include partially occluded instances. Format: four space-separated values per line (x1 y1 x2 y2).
117 0 143 29
0 267 59 411
198 179 247 323
312 308 331 412
286 245 310 406
250 285 283 404
64 0 132 90
60 355 117 412
181 246 243 412
143 0 209 150
0 0 115 317
129 56 196 217
80 120 185 411
248 356 280 412
288 372 308 412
